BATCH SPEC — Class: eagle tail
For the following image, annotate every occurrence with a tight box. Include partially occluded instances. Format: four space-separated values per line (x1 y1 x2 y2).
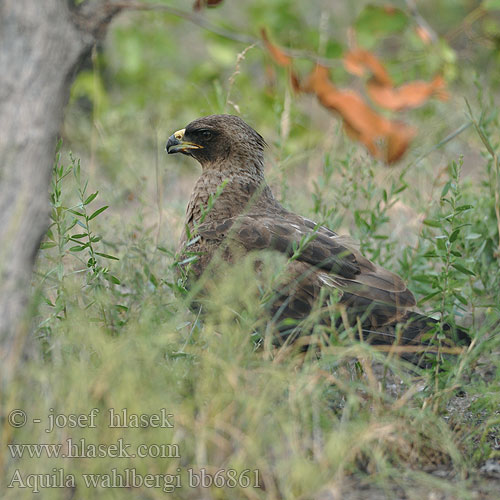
362 311 470 346
358 312 470 366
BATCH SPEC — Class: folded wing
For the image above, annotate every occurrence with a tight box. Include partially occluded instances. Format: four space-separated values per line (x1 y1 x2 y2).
198 213 416 311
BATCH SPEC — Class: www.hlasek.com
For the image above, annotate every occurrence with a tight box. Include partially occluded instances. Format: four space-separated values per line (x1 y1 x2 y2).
8 438 180 459
8 468 261 493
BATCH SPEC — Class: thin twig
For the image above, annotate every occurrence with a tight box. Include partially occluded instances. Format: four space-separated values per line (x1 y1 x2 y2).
408 121 472 170
370 345 465 355
225 43 256 113
110 0 344 67
112 0 256 43
153 123 163 250
444 5 487 42
404 0 438 43
465 99 500 257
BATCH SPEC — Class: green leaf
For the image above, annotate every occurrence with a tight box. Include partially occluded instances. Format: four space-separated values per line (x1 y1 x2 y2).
325 39 343 58
449 229 460 243
69 245 87 252
178 255 199 266
453 291 468 306
149 273 159 288
104 273 121 285
354 5 408 47
393 184 408 195
88 205 108 220
455 204 473 212
186 235 201 247
68 209 85 217
441 181 451 198
451 263 475 276
95 252 119 261
412 274 435 284
57 262 64 281
419 291 441 304
40 242 57 249
483 0 500 10
157 246 173 256
423 250 438 258
44 297 56 308
436 236 447 251
84 191 98 205
71 233 88 239
423 219 441 228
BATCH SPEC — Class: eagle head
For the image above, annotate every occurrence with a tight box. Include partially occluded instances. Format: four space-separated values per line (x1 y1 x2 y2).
166 114 266 170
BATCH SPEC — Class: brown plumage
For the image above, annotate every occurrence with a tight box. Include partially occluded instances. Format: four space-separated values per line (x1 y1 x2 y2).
166 114 468 356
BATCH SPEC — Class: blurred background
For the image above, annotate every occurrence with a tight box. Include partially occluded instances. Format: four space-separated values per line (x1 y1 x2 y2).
61 0 500 254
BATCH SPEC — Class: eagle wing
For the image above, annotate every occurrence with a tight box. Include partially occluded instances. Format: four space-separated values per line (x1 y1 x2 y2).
197 213 416 310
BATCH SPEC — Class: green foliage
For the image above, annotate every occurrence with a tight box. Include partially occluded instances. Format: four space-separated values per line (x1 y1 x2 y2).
354 5 409 48
484 0 500 10
421 160 474 313
37 145 122 345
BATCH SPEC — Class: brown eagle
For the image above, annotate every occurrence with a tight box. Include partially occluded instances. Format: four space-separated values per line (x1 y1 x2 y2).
166 114 468 355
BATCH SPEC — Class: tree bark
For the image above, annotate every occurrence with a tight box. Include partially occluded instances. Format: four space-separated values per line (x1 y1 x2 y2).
0 0 121 361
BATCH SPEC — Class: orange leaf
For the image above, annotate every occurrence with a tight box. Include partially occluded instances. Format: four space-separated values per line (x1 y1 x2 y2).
367 75 449 111
261 28 302 92
343 49 393 87
289 71 302 93
193 0 224 11
260 28 292 67
303 65 415 164
386 123 415 163
415 25 432 45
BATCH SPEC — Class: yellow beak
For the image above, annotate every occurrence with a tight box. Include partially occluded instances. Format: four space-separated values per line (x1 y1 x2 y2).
166 128 203 154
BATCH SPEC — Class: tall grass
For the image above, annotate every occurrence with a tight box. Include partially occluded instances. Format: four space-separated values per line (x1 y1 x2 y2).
1 95 499 499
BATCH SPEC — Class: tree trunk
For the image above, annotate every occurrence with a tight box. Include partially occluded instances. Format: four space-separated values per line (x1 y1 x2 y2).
0 0 120 362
